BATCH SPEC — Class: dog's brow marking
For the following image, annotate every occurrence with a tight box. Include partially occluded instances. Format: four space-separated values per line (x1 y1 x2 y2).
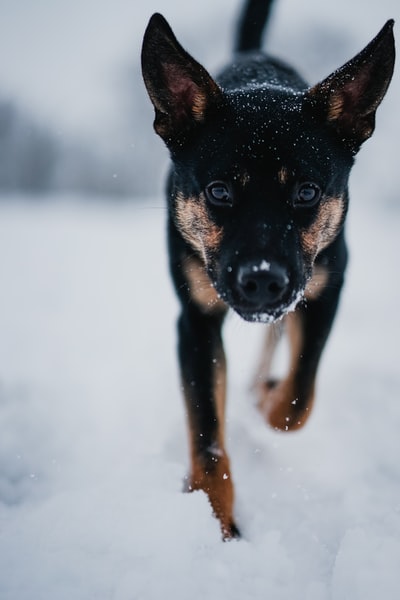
183 257 227 313
300 195 345 258
175 191 223 263
278 166 289 185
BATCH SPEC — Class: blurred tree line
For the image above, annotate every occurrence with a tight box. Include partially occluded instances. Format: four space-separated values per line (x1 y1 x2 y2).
0 60 167 199
0 99 57 193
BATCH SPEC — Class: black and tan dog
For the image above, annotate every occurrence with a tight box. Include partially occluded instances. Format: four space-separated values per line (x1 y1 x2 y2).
141 0 395 539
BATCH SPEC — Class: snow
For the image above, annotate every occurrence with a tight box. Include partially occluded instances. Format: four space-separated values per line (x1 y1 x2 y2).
0 0 400 597
252 260 271 272
0 189 399 598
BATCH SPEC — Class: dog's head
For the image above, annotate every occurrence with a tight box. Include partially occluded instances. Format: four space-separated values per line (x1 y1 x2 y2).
141 14 395 322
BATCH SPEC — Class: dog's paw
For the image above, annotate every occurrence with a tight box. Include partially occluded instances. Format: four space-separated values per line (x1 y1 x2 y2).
222 520 241 541
257 378 314 431
182 463 240 541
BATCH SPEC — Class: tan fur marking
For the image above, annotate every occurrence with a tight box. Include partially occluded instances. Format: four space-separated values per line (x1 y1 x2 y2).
286 311 303 372
175 191 223 264
300 196 345 259
183 343 236 539
183 257 227 313
308 82 344 122
278 166 289 185
191 78 221 122
162 64 212 123
305 264 329 301
192 91 208 121
257 312 315 431
327 90 344 121
252 321 284 387
212 345 228 450
188 449 235 539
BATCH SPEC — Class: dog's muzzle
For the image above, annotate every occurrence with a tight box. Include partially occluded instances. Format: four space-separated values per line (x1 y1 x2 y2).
227 259 303 323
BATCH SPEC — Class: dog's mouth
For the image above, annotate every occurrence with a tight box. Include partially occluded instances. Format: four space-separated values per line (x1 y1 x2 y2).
231 288 305 324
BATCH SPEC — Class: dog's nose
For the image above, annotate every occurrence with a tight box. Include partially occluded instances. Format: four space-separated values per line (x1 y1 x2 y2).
236 261 289 307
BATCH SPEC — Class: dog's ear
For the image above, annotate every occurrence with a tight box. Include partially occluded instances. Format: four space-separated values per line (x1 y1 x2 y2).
305 20 395 151
141 13 223 143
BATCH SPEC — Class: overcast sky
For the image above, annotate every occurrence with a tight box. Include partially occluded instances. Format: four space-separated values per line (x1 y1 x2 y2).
0 0 240 140
0 0 397 144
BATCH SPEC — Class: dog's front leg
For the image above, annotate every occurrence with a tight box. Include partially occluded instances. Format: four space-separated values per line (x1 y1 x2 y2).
258 246 347 431
177 306 239 539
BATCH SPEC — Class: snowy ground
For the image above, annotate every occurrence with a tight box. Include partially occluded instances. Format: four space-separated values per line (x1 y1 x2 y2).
1 0 400 598
0 189 398 599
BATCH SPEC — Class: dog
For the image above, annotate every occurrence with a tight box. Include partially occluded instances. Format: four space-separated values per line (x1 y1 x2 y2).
141 0 395 539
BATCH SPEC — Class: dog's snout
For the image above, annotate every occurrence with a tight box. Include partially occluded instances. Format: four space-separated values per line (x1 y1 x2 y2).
236 261 289 308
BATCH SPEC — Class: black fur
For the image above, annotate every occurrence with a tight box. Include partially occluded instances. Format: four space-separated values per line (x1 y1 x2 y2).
141 0 395 539
235 0 275 51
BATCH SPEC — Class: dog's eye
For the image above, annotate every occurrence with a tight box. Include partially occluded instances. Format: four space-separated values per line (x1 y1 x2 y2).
295 183 321 208
206 182 233 207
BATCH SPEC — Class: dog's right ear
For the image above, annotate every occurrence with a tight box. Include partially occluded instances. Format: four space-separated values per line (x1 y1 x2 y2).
141 13 223 143
305 20 395 152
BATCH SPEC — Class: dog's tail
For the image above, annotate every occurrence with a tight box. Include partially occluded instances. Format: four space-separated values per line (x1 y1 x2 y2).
235 0 275 52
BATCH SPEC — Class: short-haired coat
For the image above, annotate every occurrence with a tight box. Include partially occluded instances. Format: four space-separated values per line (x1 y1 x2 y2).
141 0 395 538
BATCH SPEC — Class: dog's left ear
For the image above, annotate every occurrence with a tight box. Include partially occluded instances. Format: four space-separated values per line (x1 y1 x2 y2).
141 13 223 143
305 20 395 151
